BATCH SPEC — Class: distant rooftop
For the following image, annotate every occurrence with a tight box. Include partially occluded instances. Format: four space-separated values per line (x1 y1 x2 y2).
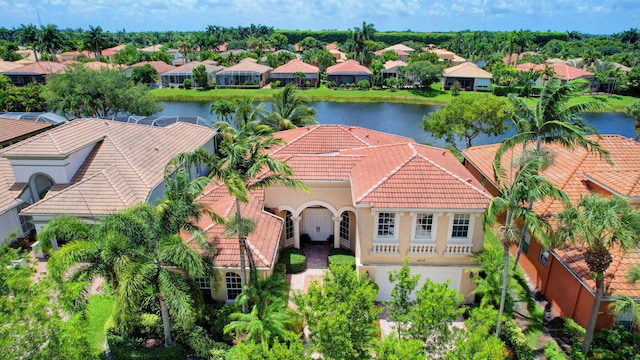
0 112 67 125
99 115 216 128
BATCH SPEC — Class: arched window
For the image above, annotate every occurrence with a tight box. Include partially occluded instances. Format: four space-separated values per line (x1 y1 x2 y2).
225 272 242 301
340 211 350 242
285 211 294 241
30 174 54 201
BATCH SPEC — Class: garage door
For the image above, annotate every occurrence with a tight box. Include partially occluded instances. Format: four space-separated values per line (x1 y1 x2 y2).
374 266 463 301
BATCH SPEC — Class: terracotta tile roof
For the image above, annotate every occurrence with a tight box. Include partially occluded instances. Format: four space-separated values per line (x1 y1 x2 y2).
271 125 413 156
83 62 124 70
426 48 455 61
462 135 640 297
347 143 491 208
444 62 492 79
284 154 362 181
127 61 175 74
325 43 340 51
0 61 23 72
1 119 216 217
140 44 162 52
4 61 66 75
272 59 319 74
216 60 271 75
0 117 51 144
191 186 282 269
516 63 593 80
385 44 415 52
0 158 23 214
326 60 372 75
383 60 407 71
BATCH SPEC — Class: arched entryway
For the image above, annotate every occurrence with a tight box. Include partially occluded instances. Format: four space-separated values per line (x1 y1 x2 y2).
302 206 333 242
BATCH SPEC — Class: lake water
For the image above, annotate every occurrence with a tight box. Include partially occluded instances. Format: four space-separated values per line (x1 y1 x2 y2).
158 101 635 149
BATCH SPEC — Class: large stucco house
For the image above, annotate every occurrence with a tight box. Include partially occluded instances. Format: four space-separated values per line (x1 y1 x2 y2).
463 135 640 331
0 119 217 248
196 125 492 303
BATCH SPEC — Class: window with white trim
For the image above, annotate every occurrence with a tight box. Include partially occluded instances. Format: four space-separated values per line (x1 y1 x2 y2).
376 212 395 238
195 277 211 290
225 272 242 300
17 203 34 234
451 214 471 239
284 212 294 240
414 213 434 239
340 212 349 241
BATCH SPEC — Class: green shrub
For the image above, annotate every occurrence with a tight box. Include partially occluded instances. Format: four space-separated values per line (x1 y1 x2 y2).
175 325 215 358
274 262 287 278
326 80 337 88
183 78 192 89
278 247 307 274
270 80 281 88
328 248 356 269
492 85 521 96
589 324 640 360
107 335 185 360
544 340 568 360
501 319 534 360
563 317 585 347
357 79 371 89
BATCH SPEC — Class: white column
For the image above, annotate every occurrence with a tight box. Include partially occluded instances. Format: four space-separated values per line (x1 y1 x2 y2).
293 216 301 249
332 216 341 249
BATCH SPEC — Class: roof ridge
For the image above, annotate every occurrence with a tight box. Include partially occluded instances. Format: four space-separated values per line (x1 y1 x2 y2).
415 150 493 200
271 125 320 155
337 125 372 147
356 146 417 202
245 238 270 267
101 166 134 207
538 144 591 215
107 134 151 187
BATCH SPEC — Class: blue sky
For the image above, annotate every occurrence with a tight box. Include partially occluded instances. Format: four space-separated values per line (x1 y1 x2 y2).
1 0 638 35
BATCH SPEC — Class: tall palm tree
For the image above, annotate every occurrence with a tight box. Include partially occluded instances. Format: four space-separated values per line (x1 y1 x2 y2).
39 24 63 61
83 25 107 61
495 77 610 269
623 100 640 140
209 99 235 124
17 24 39 62
236 273 289 316
171 122 309 303
265 83 318 131
556 193 640 354
483 157 568 336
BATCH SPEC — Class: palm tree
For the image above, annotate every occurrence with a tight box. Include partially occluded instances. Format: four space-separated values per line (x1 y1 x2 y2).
83 25 107 61
39 24 63 61
265 83 318 131
209 99 235 124
224 298 297 351
629 265 640 283
17 24 39 62
623 100 640 140
495 77 610 269
513 30 533 66
483 157 568 335
556 193 640 354
171 122 309 303
232 98 268 129
236 273 289 316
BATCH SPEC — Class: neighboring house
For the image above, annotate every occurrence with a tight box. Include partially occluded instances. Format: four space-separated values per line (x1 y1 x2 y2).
516 63 594 85
0 117 52 149
101 44 126 62
425 48 466 66
160 61 225 88
215 58 272 88
382 60 407 79
326 60 372 85
3 61 66 86
0 119 217 249
123 61 176 85
59 50 95 62
462 135 640 331
271 59 320 87
441 62 492 91
0 112 67 126
140 45 182 61
83 62 124 71
195 125 492 303
502 51 539 66
374 44 414 62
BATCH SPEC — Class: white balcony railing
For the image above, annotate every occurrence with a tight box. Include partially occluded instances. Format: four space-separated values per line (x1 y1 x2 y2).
409 243 437 255
445 243 473 255
371 242 399 254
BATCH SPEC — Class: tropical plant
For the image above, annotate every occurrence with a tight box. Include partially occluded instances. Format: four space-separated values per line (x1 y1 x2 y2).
623 100 640 140
556 193 640 354
192 64 209 88
38 24 63 61
16 23 39 62
130 64 158 84
209 99 235 124
83 25 107 60
496 77 610 269
235 274 289 316
264 83 318 130
484 156 568 336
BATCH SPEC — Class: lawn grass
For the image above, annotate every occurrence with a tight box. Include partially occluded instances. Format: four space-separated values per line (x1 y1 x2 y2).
85 294 114 354
151 85 637 112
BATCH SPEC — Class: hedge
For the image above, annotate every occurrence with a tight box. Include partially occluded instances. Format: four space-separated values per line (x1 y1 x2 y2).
107 335 185 360
278 247 307 274
501 319 534 360
328 248 356 269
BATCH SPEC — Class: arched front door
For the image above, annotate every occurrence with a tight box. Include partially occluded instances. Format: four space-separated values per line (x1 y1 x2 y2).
303 207 333 242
